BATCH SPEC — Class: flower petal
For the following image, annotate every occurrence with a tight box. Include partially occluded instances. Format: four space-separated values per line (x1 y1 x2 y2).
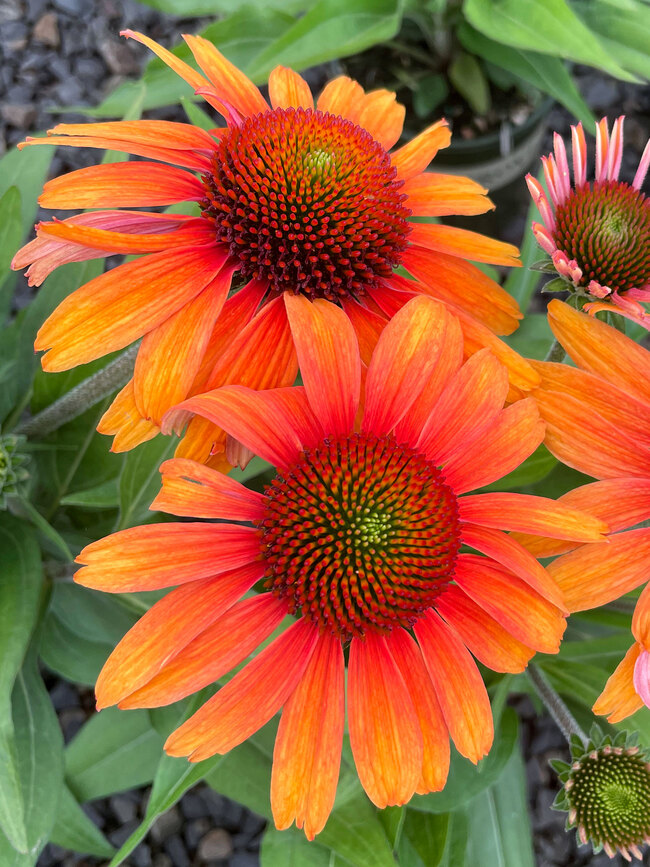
632 583 650 647
97 380 159 453
348 632 422 807
36 217 216 255
408 224 520 267
633 649 650 709
268 66 313 110
403 172 493 216
593 643 644 723
165 618 319 761
339 298 387 365
271 632 344 840
391 120 450 180
357 90 405 150
121 29 211 94
316 76 364 121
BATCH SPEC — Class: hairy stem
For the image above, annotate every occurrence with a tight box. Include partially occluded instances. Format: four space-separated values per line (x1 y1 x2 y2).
528 664 588 747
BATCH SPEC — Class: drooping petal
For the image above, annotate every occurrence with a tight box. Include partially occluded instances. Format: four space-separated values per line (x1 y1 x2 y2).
74 523 261 591
268 66 313 110
357 90 405 150
403 172 493 217
35 217 216 255
121 29 211 95
415 610 493 763
408 224 520 267
593 643 644 723
348 632 422 807
391 120 451 180
165 618 319 761
386 628 450 794
271 632 344 840
284 294 360 436
97 380 159 453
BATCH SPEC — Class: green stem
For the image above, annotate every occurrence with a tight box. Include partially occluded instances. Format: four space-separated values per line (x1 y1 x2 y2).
17 343 138 439
528 664 588 747
544 337 566 364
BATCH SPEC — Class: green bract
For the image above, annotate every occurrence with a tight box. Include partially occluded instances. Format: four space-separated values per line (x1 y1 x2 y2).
0 433 29 508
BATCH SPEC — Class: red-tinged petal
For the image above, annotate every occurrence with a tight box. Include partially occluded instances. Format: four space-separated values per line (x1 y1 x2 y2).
458 493 608 542
164 618 319 761
357 90 405 150
36 218 216 254
632 583 650 647
403 172 494 216
268 65 313 110
285 294 360 437
121 30 211 93
435 586 535 673
132 264 234 425
408 224 520 267
391 120 451 180
271 632 344 839
95 566 263 709
36 244 228 371
453 554 565 654
316 76 364 122
547 299 650 406
151 458 265 521
548 528 650 612
183 34 268 118
415 610 493 763
348 633 422 808
386 628 450 794
97 380 159 453
417 349 509 464
120 593 286 709
166 385 319 469
362 296 452 436
340 298 387 365
593 643 644 723
461 524 566 609
633 649 650 709
441 399 544 494
38 162 205 209
74 523 260 592
400 246 521 336
47 120 216 152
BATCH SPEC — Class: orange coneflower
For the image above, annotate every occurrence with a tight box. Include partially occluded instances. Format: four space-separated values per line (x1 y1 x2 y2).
75 297 606 838
526 116 650 327
12 30 533 462
513 299 650 723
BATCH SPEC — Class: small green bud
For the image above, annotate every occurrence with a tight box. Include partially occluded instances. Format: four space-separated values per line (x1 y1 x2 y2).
0 433 29 508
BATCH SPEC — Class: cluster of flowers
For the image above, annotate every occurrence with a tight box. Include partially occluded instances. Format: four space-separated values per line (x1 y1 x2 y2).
12 31 650 852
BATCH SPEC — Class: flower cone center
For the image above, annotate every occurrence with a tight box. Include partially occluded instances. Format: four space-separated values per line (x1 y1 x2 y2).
259 433 460 640
201 107 411 300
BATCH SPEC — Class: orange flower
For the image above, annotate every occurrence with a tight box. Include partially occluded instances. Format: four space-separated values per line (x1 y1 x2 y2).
12 31 532 463
516 299 650 722
75 297 606 837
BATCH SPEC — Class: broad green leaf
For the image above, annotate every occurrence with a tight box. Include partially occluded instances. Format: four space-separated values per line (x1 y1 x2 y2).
207 723 275 819
463 0 634 80
117 434 178 530
438 810 469 867
181 96 217 132
61 478 119 509
575 0 650 79
448 52 491 116
480 443 557 492
0 516 42 853
260 828 332 866
398 810 448 867
503 190 543 313
66 707 165 801
8 496 72 561
50 785 115 858
136 0 308 12
0 187 23 322
0 145 53 240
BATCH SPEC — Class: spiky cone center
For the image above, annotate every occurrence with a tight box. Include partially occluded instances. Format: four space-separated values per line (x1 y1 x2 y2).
201 107 411 300
259 433 460 640
553 181 650 293
564 746 650 853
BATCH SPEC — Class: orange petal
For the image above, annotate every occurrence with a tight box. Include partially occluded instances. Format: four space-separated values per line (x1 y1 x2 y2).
362 296 452 436
386 628 450 794
268 66 313 110
132 264 234 426
151 457 265 521
164 618 319 761
632 582 650 646
36 217 216 254
458 493 608 542
415 610 493 763
453 554 565 654
548 528 650 611
121 30 210 94
316 76 365 122
271 632 344 840
38 162 205 209
285 294 360 437
417 349 509 464
441 399 544 494
391 120 451 180
95 567 263 709
183 34 268 118
74 523 260 591
46 119 216 152
36 244 228 371
403 172 493 216
547 299 650 406
435 586 535 674
340 298 387 366
97 380 159 453
408 224 520 267
120 593 286 709
593 643 644 723
348 633 422 808
357 90 405 150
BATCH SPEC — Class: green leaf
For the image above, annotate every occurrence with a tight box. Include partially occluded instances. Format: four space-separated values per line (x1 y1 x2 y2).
575 0 650 79
438 810 469 867
50 785 115 858
504 312 554 360
463 0 635 81
117 434 178 530
480 443 557 492
136 0 308 13
448 52 491 116
412 74 449 119
541 277 570 294
8 496 72 561
0 187 23 322
0 515 43 853
260 828 332 867
0 145 53 240
66 707 165 801
60 478 120 509
181 96 217 132
399 810 448 867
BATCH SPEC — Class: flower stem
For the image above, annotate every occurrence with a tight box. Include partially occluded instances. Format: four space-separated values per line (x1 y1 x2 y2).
17 343 139 439
544 337 566 363
528 664 588 747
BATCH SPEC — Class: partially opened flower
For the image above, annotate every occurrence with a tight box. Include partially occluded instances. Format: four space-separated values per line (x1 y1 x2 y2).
12 30 533 464
75 297 606 838
512 300 650 722
526 116 650 326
